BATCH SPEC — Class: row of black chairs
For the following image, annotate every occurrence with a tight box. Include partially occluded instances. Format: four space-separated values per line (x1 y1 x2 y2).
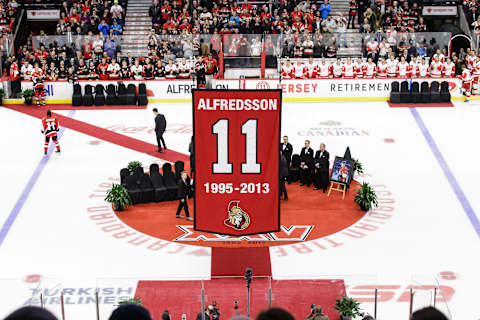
390 80 451 104
120 162 185 205
72 83 148 106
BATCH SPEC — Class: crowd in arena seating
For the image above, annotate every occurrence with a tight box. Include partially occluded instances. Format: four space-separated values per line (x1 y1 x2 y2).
0 0 18 34
10 45 218 81
2 304 451 320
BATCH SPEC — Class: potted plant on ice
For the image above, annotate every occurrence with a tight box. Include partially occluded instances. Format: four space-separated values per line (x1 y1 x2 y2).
21 89 35 105
334 296 364 320
127 161 142 175
105 183 132 211
117 297 142 306
354 182 378 211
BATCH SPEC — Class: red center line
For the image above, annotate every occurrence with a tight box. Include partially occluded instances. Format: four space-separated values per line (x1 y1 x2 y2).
5 105 189 163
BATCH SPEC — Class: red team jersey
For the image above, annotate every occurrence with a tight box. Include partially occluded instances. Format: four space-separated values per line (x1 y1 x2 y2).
31 69 45 89
42 116 60 137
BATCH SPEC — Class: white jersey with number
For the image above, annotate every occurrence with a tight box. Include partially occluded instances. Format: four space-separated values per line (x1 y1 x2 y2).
316 63 331 78
332 63 344 77
442 62 455 77
430 61 443 77
343 62 355 77
387 59 398 77
417 63 429 77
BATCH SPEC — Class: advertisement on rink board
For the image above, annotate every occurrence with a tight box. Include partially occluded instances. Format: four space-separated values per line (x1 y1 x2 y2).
214 78 464 100
20 80 197 103
20 77 464 102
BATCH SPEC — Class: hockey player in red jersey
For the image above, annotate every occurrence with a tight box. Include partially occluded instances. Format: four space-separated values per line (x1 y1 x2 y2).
32 62 46 106
41 110 61 155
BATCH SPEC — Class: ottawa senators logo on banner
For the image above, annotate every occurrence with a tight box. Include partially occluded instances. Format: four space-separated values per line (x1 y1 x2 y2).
224 201 250 230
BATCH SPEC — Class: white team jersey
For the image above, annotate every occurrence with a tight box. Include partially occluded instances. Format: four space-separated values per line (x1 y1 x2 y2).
443 62 455 77
177 62 191 73
165 64 178 77
377 62 388 77
303 62 317 78
21 64 34 80
472 60 480 76
343 63 355 77
317 63 330 78
107 63 120 73
130 65 144 79
295 64 304 78
354 62 365 77
281 64 295 78
461 69 472 81
417 63 429 77
432 53 445 63
397 61 410 77
430 61 443 77
364 63 376 77
466 55 476 70
332 63 343 77
387 59 398 77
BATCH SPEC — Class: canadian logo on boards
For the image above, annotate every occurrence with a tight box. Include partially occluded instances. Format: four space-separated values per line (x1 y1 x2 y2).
224 201 250 230
256 81 271 90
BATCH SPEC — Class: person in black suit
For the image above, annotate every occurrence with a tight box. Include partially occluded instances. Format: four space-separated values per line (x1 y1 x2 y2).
279 154 289 200
300 140 314 162
153 108 167 152
176 171 193 220
314 143 330 192
280 135 293 165
299 160 314 187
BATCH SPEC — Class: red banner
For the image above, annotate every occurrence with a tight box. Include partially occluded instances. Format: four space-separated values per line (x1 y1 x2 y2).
193 89 282 235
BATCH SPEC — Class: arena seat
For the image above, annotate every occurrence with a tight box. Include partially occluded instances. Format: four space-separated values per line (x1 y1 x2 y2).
94 84 105 106
174 161 185 181
117 83 128 105
162 163 179 200
138 83 148 106
125 167 143 205
72 84 83 106
288 154 301 182
138 172 155 204
430 81 441 103
400 81 410 103
411 81 420 103
120 168 129 187
83 85 94 106
149 164 168 202
390 81 401 103
440 81 451 102
126 84 137 105
420 82 430 103
106 84 118 105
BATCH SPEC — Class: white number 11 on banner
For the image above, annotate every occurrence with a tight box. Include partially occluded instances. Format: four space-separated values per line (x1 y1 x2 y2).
212 119 261 174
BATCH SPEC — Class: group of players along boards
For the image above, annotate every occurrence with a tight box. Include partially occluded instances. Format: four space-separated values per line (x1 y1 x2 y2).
280 52 480 101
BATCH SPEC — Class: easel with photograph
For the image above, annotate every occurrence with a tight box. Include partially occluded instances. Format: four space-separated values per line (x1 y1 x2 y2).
328 156 354 200
328 181 347 199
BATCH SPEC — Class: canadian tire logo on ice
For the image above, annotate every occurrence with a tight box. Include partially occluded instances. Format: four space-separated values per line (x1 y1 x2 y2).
256 81 270 90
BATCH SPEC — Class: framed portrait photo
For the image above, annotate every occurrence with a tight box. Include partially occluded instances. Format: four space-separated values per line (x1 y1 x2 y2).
330 157 355 186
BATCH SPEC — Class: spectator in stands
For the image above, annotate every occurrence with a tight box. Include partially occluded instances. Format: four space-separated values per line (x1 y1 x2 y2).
319 0 331 20
104 37 116 58
4 306 58 320
411 307 448 320
257 308 294 320
109 304 152 320
98 19 110 36
110 0 123 23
